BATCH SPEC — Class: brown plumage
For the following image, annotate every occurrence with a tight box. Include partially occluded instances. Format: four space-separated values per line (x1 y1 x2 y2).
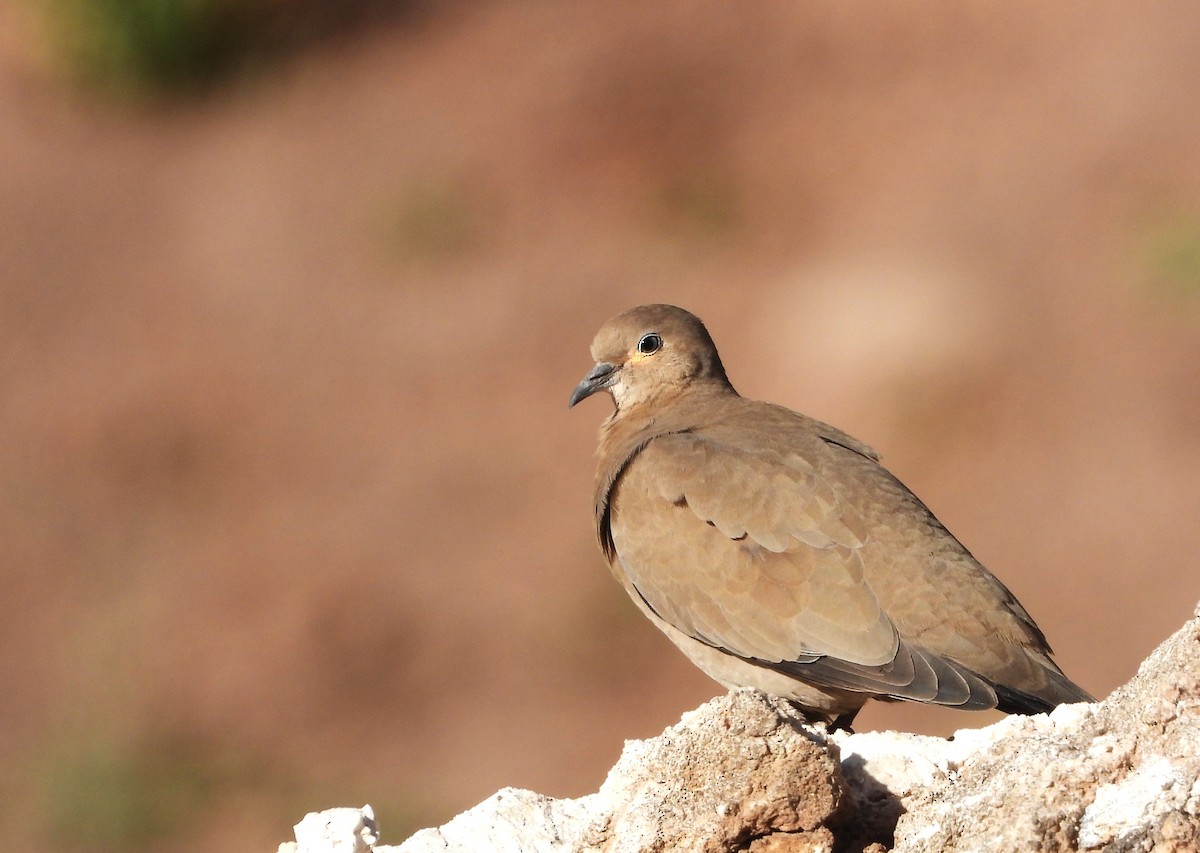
570 304 1092 730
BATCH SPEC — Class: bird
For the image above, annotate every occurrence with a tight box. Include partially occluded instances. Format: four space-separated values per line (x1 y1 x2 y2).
569 304 1092 730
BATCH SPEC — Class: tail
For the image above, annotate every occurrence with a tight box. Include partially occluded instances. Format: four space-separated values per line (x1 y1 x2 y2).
994 667 1094 715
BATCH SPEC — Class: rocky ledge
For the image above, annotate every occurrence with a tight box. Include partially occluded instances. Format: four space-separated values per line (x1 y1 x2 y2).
279 603 1200 852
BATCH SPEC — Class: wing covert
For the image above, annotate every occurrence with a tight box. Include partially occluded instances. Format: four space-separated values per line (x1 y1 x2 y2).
608 432 899 668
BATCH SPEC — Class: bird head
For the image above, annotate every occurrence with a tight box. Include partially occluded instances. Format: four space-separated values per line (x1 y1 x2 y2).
569 304 731 413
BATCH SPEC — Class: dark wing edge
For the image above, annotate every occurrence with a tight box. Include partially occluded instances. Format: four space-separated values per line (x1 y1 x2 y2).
993 666 1095 713
762 641 1093 712
764 640 1000 710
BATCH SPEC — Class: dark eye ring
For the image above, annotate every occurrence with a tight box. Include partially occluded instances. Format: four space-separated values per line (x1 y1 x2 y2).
637 333 663 355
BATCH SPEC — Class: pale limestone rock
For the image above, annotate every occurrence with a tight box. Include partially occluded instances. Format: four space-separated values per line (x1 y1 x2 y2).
397 689 843 853
278 805 379 853
890 601 1200 852
392 788 600 853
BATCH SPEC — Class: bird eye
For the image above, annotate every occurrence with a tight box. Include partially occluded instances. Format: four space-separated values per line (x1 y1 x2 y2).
637 333 663 355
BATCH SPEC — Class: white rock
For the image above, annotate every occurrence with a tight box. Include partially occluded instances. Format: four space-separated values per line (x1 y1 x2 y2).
284 805 379 853
394 788 598 853
1079 755 1185 849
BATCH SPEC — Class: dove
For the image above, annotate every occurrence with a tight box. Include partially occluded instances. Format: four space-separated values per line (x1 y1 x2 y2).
570 304 1092 729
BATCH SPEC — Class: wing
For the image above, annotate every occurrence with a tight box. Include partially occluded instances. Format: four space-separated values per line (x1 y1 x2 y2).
611 431 896 665
607 429 1000 707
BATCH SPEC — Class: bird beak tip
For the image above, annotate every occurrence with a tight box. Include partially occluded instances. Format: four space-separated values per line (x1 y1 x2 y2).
568 381 598 409
569 362 617 408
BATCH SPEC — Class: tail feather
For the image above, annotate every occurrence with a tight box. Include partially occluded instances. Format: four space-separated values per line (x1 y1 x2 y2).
995 667 1094 715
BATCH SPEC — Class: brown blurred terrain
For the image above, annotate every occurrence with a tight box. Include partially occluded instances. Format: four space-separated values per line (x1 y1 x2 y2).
2 2 1200 850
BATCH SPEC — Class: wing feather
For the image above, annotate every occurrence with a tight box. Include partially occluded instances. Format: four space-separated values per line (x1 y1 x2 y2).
611 431 899 668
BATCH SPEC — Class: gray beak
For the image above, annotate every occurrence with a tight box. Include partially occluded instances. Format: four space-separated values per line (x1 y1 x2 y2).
569 362 617 408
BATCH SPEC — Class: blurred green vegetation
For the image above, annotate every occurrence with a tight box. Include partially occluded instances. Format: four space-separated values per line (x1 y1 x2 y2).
382 178 489 262
1143 213 1200 301
16 724 440 851
38 0 421 96
658 165 740 238
43 0 265 94
37 731 265 850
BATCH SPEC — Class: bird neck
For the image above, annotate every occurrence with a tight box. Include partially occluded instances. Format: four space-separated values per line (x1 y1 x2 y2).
599 381 737 458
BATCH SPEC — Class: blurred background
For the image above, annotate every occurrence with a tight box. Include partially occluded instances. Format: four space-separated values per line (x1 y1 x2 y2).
2 1 1200 850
